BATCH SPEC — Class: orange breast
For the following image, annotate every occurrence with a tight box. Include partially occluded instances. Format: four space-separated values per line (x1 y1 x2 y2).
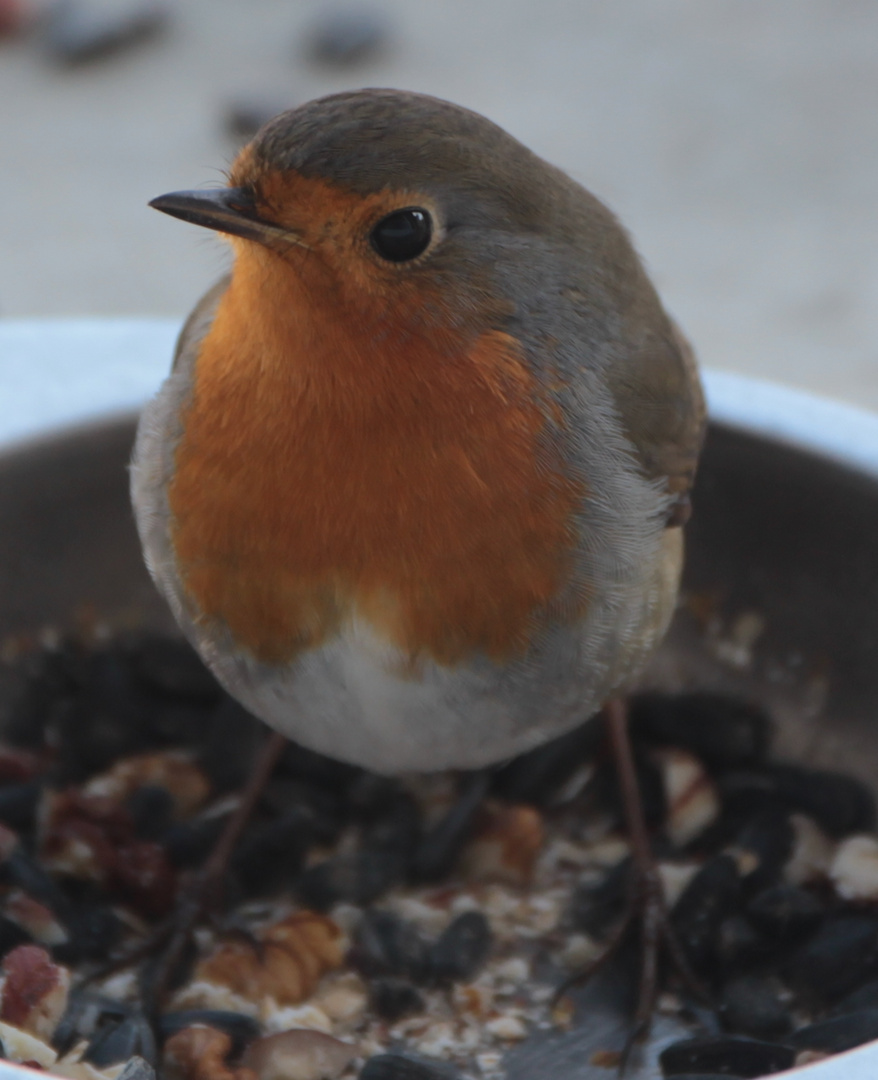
168 249 584 666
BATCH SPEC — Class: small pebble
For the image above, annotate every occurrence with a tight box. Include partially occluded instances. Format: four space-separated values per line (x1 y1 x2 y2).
304 6 388 66
43 0 169 65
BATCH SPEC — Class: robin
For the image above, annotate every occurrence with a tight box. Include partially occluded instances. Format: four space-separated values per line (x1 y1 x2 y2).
133 88 706 1039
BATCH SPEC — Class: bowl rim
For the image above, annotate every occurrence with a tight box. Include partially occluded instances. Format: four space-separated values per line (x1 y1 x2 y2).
1 319 878 1080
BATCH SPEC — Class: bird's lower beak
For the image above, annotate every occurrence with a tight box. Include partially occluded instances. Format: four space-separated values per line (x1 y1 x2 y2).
149 187 301 249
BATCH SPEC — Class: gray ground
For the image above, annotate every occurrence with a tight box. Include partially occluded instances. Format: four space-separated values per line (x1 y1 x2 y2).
1 0 876 405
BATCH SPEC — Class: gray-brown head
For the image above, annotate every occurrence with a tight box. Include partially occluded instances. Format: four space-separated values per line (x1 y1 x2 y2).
149 88 651 338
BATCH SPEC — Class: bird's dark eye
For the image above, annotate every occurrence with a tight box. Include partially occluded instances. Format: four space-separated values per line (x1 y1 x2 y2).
370 208 432 262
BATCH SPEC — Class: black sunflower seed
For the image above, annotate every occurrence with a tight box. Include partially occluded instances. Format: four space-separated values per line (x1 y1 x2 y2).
659 1035 795 1078
427 912 492 985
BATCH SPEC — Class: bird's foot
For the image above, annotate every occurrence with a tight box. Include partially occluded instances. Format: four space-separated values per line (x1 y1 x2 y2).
619 855 707 1072
555 846 708 1074
88 731 287 1016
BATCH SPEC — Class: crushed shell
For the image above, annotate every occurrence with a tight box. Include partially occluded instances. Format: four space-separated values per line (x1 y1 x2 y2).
830 835 878 901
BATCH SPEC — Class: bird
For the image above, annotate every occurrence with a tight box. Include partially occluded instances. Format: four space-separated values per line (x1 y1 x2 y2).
132 88 706 1039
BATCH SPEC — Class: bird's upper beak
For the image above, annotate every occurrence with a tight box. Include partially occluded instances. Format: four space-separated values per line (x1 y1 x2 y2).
149 187 302 249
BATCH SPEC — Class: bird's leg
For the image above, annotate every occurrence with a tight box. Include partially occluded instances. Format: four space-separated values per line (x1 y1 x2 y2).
605 696 663 1033
146 728 288 1011
557 699 707 1073
605 697 708 1068
102 730 288 1017
197 729 289 911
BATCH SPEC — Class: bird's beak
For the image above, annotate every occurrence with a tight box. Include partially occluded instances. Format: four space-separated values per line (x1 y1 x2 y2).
149 187 302 248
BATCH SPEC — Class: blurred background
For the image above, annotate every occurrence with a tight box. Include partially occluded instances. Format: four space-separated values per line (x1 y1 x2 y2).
1 0 876 406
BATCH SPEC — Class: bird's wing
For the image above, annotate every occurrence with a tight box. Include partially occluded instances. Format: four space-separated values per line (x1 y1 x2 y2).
171 274 231 374
606 319 707 525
